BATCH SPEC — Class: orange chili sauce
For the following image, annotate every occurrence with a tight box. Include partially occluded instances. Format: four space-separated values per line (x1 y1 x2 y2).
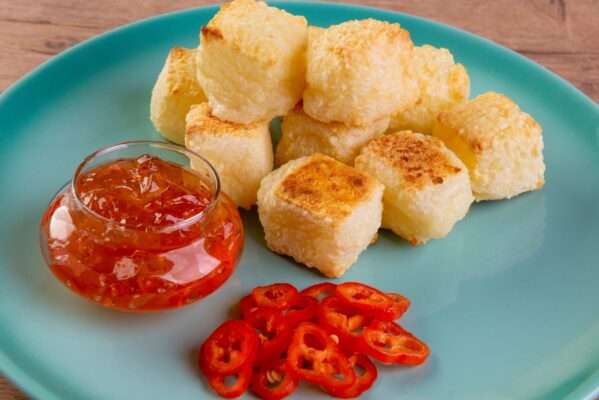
40 155 243 311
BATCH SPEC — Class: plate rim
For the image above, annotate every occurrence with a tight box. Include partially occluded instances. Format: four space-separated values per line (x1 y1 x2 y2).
1 2 598 399
0 1 597 115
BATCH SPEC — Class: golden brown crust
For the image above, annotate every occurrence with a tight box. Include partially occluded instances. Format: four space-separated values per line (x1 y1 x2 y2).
169 47 191 59
186 103 261 136
200 26 223 40
164 47 201 96
365 131 463 190
276 155 375 219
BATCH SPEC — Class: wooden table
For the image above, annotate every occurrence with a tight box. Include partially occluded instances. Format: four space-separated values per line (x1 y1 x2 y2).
1 0 597 102
0 0 597 398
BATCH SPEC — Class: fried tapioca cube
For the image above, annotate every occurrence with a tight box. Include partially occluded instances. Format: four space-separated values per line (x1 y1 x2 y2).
433 92 545 200
276 104 389 166
355 131 473 245
303 19 415 126
185 103 273 209
196 0 308 124
257 154 383 277
150 47 207 144
389 44 470 134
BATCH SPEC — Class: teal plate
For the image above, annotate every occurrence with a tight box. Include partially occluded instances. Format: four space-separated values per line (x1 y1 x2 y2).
1 2 599 399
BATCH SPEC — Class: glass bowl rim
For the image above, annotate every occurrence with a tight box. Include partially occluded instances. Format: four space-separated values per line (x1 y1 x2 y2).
70 140 222 233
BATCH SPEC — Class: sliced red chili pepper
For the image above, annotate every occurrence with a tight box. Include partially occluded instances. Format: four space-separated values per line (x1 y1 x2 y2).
335 282 392 320
286 322 355 391
318 296 370 353
362 320 430 365
238 294 258 319
205 363 253 399
317 349 358 394
252 283 298 309
245 307 292 366
300 282 337 302
286 322 333 383
380 292 411 321
325 354 378 398
251 359 299 400
199 320 259 375
284 294 318 327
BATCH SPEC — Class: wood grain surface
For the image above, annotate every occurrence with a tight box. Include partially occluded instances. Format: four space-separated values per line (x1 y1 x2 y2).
0 0 598 102
0 0 597 398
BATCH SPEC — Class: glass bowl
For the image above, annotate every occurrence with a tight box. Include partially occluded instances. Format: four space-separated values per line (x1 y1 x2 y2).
39 141 244 311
